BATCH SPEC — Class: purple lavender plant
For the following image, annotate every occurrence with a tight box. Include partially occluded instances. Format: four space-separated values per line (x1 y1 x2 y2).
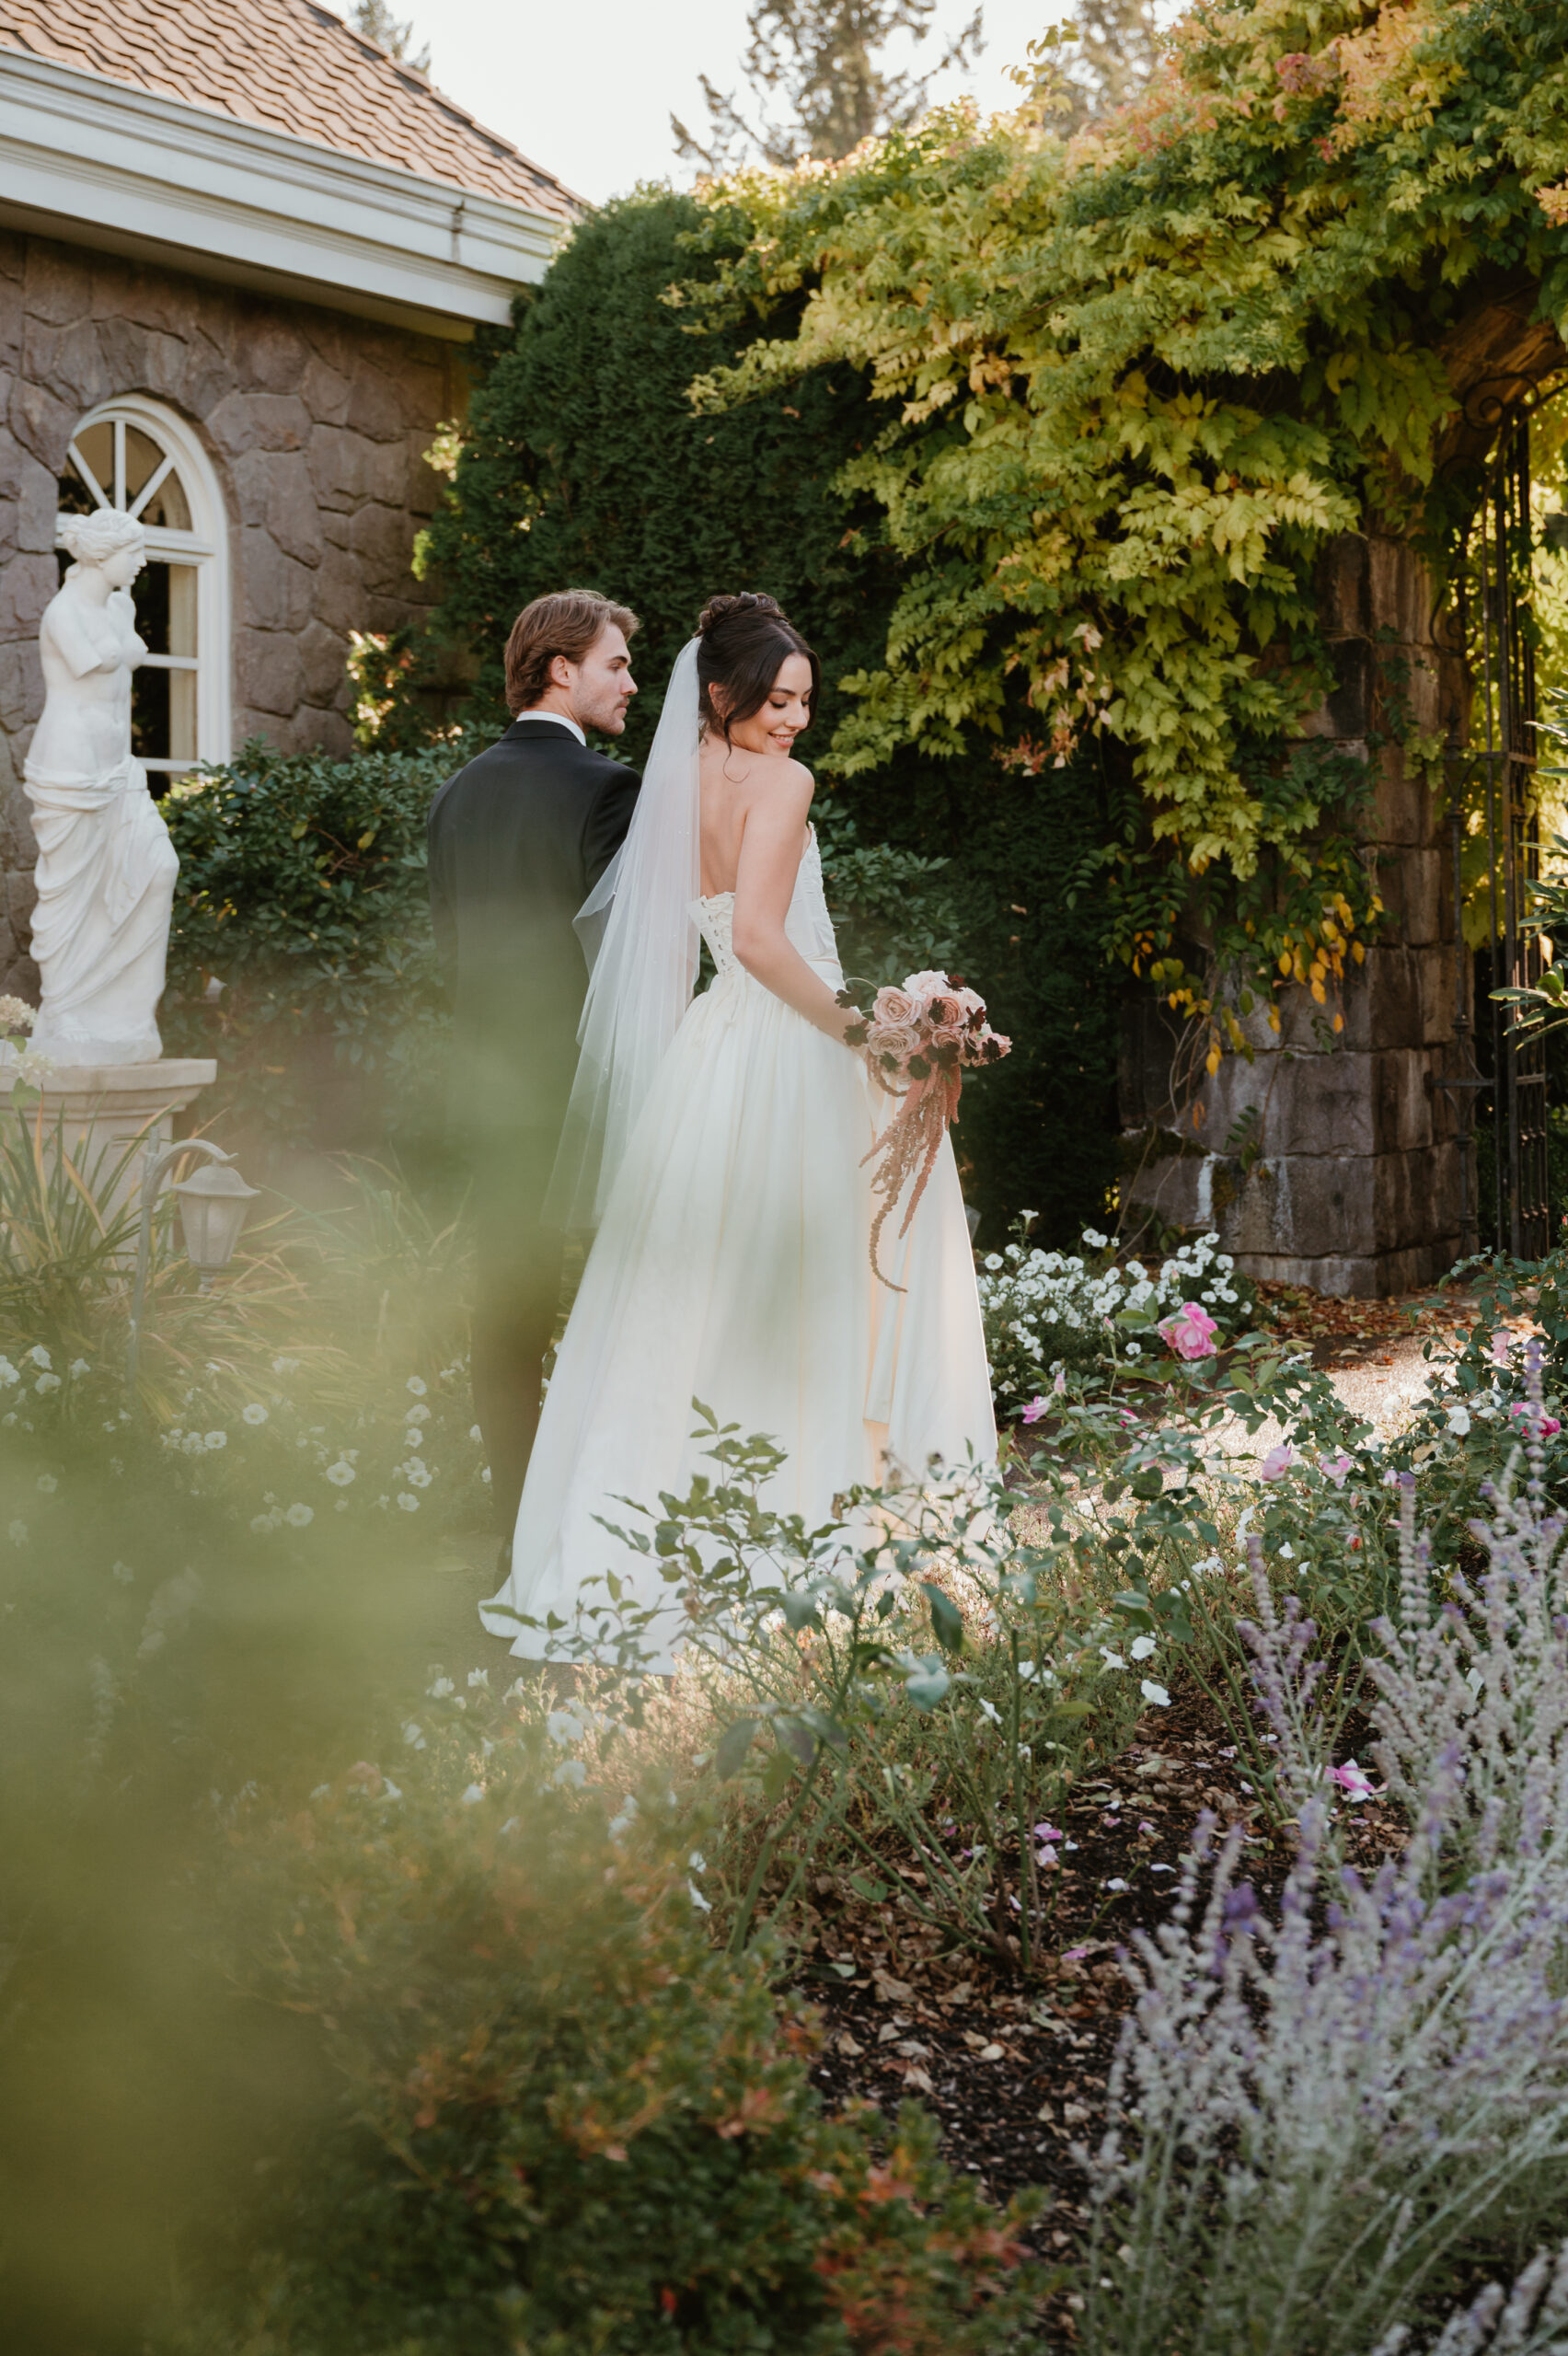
1081 1375 1568 2356
1369 1345 1568 1877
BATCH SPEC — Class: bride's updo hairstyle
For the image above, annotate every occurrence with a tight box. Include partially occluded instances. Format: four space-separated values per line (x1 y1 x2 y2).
696 592 821 745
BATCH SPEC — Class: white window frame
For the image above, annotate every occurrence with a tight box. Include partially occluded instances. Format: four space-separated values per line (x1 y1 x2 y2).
56 394 232 777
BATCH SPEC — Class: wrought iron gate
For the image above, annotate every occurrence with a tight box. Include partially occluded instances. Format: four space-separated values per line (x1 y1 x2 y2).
1439 399 1551 1262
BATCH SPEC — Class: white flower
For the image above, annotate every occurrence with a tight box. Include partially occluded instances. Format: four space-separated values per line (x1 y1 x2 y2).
28 1345 52 1371
68 1358 89 1379
380 1779 403 1802
547 1708 582 1745
985 1253 1003 1271
403 1721 427 1749
242 1403 269 1426
686 1877 713 1912
203 1430 227 1451
460 1782 485 1805
7 1519 27 1544
1446 1405 1472 1438
427 1678 455 1698
1018 1658 1037 1680
470 1425 483 1442
404 1463 432 1489
1100 1646 1128 1670
1081 1228 1108 1249
1129 1634 1157 1662
406 1375 428 1397
271 1356 301 1375
0 1359 17 1389
688 1848 707 1872
977 1696 1001 1725
397 1493 419 1512
1277 1542 1296 1561
608 1797 640 1838
1105 1876 1129 1892
550 1757 587 1789
284 1502 313 1527
249 1513 276 1533
325 1461 355 1486
1140 1680 1171 1707
34 1374 61 1395
406 1403 431 1424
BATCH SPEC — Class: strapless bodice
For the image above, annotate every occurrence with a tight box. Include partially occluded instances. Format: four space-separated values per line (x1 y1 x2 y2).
693 826 839 982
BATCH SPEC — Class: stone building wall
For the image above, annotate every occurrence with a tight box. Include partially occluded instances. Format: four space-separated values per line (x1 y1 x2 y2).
1122 531 1471 1298
0 228 462 996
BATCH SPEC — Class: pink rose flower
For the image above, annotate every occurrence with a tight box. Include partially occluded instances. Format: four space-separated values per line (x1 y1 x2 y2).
1329 1759 1376 1803
1320 1450 1353 1487
1509 1403 1562 1438
871 985 918 1026
868 1019 923 1068
1158 1300 1220 1361
1260 1442 1294 1481
901 970 952 1003
1020 1395 1050 1425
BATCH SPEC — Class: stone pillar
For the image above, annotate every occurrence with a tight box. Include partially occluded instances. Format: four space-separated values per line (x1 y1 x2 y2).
1123 531 1470 1297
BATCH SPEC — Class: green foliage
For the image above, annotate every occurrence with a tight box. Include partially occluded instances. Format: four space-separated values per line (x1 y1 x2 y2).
687 0 1568 1030
203 1706 1045 2355
517 1407 1155 1973
673 0 986 173
405 188 1122 1238
160 738 476 1155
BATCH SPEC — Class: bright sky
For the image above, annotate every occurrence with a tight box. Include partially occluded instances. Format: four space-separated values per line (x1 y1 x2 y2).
392 2 1069 206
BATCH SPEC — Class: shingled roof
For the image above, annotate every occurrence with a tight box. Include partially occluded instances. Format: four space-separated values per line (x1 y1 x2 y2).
0 0 582 219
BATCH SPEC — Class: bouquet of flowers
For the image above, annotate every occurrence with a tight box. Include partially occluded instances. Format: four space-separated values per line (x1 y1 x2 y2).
838 970 1010 1288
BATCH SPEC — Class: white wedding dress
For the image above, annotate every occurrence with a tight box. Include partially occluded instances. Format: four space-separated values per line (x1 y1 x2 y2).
479 825 997 1667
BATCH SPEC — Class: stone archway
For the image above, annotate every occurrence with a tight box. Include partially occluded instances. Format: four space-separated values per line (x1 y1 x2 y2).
1122 279 1568 1297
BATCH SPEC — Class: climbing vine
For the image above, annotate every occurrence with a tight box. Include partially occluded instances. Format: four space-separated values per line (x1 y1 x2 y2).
684 0 1568 1049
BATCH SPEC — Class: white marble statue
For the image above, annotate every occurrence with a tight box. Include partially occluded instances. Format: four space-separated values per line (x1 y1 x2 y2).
23 510 179 1067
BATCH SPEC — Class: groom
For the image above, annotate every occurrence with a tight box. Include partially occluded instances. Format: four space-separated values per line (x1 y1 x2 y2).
427 589 640 1541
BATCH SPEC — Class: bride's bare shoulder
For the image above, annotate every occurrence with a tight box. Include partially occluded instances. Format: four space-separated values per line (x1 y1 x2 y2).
740 755 814 812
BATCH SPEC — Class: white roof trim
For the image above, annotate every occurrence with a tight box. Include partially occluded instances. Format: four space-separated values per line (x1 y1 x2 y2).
0 49 567 339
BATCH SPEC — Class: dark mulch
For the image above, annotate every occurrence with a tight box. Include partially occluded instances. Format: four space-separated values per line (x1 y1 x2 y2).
787 1680 1406 2258
1253 1278 1477 1369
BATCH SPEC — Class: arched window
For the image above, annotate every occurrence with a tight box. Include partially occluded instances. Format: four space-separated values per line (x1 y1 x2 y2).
55 398 230 791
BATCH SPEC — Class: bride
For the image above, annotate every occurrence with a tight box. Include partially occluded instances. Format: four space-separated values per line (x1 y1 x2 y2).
480 593 995 1666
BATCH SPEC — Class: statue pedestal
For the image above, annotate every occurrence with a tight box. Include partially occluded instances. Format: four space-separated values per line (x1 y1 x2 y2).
1 1057 218 1234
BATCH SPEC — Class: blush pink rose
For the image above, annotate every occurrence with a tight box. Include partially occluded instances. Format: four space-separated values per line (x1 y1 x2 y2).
1158 1300 1220 1361
901 969 952 1004
869 1020 923 1068
872 985 918 1026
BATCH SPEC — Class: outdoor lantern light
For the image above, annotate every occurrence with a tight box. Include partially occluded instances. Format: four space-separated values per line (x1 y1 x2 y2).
127 1138 259 1386
173 1159 259 1289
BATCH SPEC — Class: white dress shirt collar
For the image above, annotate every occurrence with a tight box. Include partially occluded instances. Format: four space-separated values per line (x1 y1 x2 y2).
514 708 586 747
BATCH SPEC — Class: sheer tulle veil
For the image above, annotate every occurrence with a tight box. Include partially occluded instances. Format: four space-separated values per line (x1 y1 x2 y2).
544 639 701 1231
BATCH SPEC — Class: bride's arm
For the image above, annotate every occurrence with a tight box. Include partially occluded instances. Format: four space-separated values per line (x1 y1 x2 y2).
731 766 861 1046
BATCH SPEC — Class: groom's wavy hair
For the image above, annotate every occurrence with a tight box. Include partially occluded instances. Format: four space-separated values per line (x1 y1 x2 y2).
504 589 640 715
696 593 820 743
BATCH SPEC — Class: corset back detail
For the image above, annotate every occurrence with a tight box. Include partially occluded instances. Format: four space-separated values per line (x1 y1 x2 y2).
693 826 838 982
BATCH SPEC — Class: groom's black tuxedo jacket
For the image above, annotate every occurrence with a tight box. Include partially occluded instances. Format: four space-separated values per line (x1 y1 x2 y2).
426 719 640 1201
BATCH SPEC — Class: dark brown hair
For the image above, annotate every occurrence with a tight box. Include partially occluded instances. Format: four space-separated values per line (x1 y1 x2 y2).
504 589 640 715
696 592 819 742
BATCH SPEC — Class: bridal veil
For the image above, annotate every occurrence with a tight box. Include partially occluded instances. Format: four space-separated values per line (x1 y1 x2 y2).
545 639 701 1230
